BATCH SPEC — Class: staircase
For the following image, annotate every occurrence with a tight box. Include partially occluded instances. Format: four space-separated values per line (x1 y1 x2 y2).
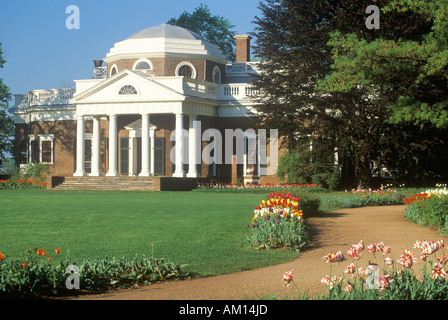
53 176 159 191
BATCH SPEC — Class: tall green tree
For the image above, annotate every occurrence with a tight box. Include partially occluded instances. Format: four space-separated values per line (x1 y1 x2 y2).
251 0 446 188
167 4 237 61
319 0 448 129
0 42 13 163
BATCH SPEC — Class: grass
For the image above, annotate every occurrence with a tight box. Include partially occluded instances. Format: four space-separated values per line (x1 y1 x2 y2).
0 190 299 277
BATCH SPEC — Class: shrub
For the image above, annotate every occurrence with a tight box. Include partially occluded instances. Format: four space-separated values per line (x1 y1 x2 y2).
247 191 311 251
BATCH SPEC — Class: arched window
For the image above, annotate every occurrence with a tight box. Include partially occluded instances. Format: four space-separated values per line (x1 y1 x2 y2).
133 59 153 71
118 85 137 95
110 65 118 77
212 66 221 84
175 62 197 79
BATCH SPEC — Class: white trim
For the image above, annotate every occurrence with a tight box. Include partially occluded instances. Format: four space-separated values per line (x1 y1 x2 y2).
38 134 55 164
175 61 197 79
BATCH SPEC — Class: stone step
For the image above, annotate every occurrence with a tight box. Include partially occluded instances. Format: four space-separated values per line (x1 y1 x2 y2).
54 176 159 191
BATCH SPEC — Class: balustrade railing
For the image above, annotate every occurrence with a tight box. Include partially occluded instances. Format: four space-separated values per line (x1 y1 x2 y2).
14 89 75 109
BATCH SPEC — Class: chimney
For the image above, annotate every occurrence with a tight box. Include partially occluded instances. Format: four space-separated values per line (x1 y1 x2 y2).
234 35 252 63
93 60 104 68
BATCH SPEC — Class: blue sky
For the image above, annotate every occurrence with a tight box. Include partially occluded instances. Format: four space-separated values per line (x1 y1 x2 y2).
0 0 262 102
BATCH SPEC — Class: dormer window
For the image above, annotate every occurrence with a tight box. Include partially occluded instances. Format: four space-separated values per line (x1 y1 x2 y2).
118 85 138 95
176 62 197 79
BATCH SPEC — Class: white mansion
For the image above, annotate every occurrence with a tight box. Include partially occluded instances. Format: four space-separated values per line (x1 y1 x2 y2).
11 24 279 189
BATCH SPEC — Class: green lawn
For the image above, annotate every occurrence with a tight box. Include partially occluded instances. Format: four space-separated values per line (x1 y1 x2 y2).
0 190 299 277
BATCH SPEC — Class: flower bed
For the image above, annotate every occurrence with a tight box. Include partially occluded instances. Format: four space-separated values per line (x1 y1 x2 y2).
193 182 326 194
282 239 448 300
0 247 191 298
0 179 44 190
403 187 448 231
246 191 312 251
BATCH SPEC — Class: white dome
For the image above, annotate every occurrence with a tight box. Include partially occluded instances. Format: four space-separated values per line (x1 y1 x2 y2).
104 24 227 64
127 24 206 41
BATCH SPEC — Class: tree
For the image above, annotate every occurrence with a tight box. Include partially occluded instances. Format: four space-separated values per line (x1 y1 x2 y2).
167 4 237 61
250 0 446 188
0 42 13 163
319 0 448 129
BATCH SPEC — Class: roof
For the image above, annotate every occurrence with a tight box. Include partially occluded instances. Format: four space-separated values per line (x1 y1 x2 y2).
127 24 206 41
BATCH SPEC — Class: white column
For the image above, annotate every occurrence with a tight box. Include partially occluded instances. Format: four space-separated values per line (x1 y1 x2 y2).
150 132 155 176
187 115 199 178
91 116 101 176
74 115 86 177
106 114 118 177
128 137 134 176
140 113 151 177
173 113 185 177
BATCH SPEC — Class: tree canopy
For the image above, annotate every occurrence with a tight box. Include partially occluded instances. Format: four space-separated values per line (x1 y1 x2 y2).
251 0 448 188
167 4 237 61
0 42 13 162
319 0 448 129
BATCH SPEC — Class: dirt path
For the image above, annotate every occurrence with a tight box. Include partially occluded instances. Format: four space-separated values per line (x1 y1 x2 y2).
73 205 447 300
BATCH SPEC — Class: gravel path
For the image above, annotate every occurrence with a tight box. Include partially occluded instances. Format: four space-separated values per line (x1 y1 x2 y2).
73 205 447 300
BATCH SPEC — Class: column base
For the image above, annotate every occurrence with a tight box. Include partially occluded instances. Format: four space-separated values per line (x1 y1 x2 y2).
173 171 186 178
139 171 151 177
187 172 199 178
74 171 87 177
106 172 119 177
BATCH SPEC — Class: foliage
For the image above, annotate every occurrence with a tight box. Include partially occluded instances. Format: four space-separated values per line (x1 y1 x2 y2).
247 191 312 251
0 247 190 298
7 162 50 183
319 0 448 130
0 179 43 190
318 187 405 211
0 42 13 162
277 148 341 191
404 187 448 228
167 4 236 61
315 239 448 300
251 0 448 188
193 182 326 194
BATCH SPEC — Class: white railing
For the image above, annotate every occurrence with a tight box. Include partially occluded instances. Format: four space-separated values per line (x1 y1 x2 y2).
219 84 259 100
14 89 75 109
93 67 107 79
226 62 261 74
183 78 219 100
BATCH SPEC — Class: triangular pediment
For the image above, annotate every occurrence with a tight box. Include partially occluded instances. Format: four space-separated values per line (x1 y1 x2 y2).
70 69 186 104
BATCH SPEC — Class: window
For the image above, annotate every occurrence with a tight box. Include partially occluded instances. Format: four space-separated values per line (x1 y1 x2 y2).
175 62 197 79
29 135 54 164
110 65 118 77
212 66 221 84
133 59 153 71
118 85 138 95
